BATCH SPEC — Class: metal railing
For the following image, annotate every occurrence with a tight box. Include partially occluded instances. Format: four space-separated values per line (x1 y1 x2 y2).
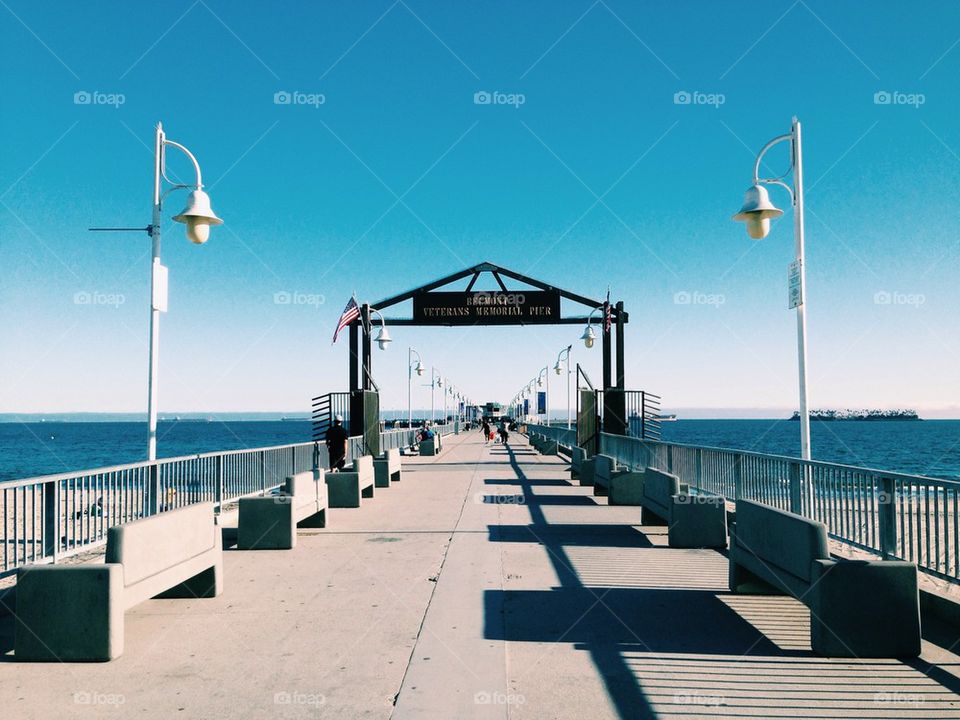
528 424 960 585
1 427 428 579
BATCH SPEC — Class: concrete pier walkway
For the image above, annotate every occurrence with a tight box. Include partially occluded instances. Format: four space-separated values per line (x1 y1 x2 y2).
2 432 959 718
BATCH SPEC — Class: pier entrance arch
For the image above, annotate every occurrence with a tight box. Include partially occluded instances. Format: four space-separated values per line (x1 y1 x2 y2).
315 262 640 455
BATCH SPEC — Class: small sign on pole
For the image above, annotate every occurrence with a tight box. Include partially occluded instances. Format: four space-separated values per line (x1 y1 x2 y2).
153 262 169 313
788 259 803 309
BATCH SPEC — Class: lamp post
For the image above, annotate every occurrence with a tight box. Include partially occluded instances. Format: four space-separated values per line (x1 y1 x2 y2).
732 116 811 461
554 344 573 429
535 367 549 425
408 348 425 430
145 122 222 461
430 368 442 423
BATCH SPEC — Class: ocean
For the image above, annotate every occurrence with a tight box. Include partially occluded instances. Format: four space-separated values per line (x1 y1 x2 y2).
0 419 957 482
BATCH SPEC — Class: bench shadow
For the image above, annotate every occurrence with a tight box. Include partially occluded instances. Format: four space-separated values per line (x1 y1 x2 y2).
491 524 653 547
484 477 573 487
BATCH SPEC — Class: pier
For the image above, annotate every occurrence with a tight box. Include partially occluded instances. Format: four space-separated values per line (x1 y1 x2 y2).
2 431 960 718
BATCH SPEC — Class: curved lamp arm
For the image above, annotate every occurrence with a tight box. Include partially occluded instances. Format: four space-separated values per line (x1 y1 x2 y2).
584 304 605 325
162 138 203 189
753 133 796 204
409 347 423 368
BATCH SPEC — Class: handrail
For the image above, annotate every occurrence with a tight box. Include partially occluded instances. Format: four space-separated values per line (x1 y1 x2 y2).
527 423 960 584
0 427 427 578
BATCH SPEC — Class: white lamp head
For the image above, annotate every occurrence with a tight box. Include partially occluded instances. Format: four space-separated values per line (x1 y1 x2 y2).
580 324 597 349
554 361 562 375
172 189 223 244
732 184 783 240
374 324 392 350
415 361 425 376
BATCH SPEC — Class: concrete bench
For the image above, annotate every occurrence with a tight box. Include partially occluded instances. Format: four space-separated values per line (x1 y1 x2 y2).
420 437 440 456
327 455 375 507
570 446 587 479
579 456 598 487
729 499 920 657
536 437 558 455
635 468 726 548
591 454 646 506
15 502 222 662
237 471 327 550
374 448 402 487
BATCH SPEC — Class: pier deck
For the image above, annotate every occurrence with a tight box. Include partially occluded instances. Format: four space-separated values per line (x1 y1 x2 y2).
2 432 958 718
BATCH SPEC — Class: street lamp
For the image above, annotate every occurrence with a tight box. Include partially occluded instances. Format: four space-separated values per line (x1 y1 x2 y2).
141 122 222 461
555 344 573 429
408 347 424 431
369 308 391 350
579 305 603 349
732 116 811 461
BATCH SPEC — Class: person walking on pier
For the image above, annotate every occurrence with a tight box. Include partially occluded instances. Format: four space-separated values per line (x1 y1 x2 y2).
498 419 509 445
326 415 348 471
481 419 491 444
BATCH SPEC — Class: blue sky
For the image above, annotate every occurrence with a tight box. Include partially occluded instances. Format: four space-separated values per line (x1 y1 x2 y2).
1 0 958 418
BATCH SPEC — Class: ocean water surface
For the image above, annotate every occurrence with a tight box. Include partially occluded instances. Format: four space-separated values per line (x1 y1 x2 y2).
0 419 957 482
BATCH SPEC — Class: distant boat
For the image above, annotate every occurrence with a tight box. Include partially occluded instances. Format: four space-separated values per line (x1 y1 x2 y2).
657 414 678 422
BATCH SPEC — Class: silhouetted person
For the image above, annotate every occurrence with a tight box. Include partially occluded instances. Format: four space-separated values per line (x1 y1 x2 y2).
326 414 348 471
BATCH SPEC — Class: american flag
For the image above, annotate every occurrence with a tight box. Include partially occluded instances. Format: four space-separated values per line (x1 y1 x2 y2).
332 296 361 344
604 288 612 333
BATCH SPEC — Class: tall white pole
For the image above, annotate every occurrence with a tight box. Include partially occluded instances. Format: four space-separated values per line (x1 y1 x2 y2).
545 366 550 427
792 117 811 462
566 349 572 430
408 347 413 431
147 123 163 461
430 367 436 424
